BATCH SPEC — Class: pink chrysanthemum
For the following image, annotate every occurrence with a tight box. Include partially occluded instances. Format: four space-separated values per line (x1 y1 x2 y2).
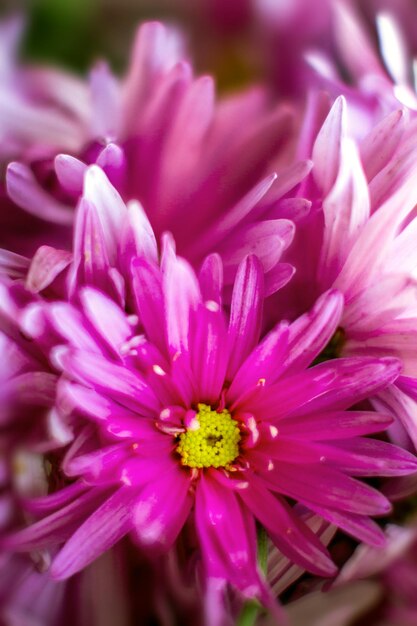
272 94 417 452
2 179 416 618
2 17 304 289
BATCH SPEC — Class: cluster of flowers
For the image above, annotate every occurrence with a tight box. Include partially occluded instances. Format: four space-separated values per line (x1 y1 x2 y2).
3 2 417 625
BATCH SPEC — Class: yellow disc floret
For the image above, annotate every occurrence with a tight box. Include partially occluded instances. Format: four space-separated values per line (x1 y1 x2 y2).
177 404 241 469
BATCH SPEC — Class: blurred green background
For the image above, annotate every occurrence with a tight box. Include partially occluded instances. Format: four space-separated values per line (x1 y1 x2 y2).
1 0 184 73
0 0 258 91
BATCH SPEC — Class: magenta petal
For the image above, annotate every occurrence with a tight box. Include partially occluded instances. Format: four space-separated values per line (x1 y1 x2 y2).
162 244 201 354
227 322 289 406
2 487 111 551
373 383 417 449
264 262 295 297
23 481 89 515
90 62 121 141
54 153 86 196
327 438 417 476
80 287 132 357
49 302 103 353
227 255 264 379
220 219 295 282
82 165 126 263
318 138 370 287
198 253 224 305
6 162 73 225
133 465 191 553
275 410 393 440
0 249 30 279
51 486 135 580
241 475 336 577
70 198 122 299
58 380 159 439
284 289 344 374
305 505 386 547
26 246 72 293
120 200 158 267
130 257 167 356
312 96 345 195
360 109 405 181
52 347 159 415
262 463 392 516
63 443 130 483
251 357 401 420
189 302 228 404
187 173 278 261
195 472 262 595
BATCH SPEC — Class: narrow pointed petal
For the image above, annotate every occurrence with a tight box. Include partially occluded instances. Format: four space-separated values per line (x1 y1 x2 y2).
51 486 135 580
284 290 344 374
54 154 86 196
52 347 159 415
133 465 192 553
80 287 132 357
312 96 346 195
26 246 72 293
319 139 370 286
241 475 336 577
195 473 262 594
360 109 406 181
6 162 73 225
162 251 201 354
227 255 264 379
276 410 393 440
227 322 289 406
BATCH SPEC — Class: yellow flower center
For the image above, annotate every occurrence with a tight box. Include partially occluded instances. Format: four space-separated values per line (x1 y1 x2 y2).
177 404 241 469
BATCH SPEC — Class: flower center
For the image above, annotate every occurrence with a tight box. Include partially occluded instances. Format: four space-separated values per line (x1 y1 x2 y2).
177 404 241 469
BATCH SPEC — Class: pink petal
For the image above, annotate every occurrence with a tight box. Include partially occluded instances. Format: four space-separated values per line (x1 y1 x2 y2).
90 61 121 141
243 357 400 420
241 475 336 577
52 347 159 415
220 219 295 283
54 154 86 196
261 463 391 516
130 257 167 355
26 246 72 293
6 162 73 225
305 505 386 547
227 322 289 406
162 247 201 354
319 139 370 287
80 287 132 357
195 472 262 595
82 165 127 263
276 410 393 440
189 302 228 404
198 254 223 305
284 289 344 374
133 465 192 553
312 96 346 195
360 109 406 182
227 255 264 379
2 487 111 551
51 486 135 579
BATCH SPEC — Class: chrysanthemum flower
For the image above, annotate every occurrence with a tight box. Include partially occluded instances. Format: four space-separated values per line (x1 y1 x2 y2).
273 94 417 451
2 164 416 621
2 16 304 289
